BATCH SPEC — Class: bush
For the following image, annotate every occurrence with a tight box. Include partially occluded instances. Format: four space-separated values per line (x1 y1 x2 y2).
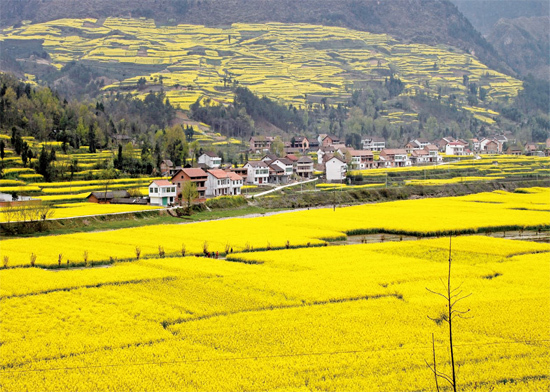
206 195 248 209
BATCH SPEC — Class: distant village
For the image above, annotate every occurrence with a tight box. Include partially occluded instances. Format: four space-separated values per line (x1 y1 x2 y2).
90 133 550 207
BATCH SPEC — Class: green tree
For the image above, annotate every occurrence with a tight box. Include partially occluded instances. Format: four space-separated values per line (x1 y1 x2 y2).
181 181 198 210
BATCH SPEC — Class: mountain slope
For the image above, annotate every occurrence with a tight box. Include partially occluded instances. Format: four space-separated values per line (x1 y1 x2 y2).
487 16 549 81
450 0 548 35
0 0 511 75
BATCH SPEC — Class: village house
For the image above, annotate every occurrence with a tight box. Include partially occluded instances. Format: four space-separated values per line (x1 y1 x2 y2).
348 149 374 170
423 144 442 163
227 171 244 195
244 161 270 184
296 156 314 178
361 136 385 152
434 136 455 152
291 136 309 152
316 144 347 164
261 153 278 163
479 138 502 154
205 169 232 197
148 180 177 207
483 140 501 154
445 142 466 155
87 191 131 204
198 152 222 169
170 168 208 203
249 136 274 153
268 158 294 184
379 149 411 168
409 149 430 165
321 134 340 147
506 145 522 156
524 143 537 155
325 156 347 182
405 138 430 153
159 159 174 176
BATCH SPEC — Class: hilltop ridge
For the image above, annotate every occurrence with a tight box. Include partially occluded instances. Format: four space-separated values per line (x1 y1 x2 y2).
1 0 511 76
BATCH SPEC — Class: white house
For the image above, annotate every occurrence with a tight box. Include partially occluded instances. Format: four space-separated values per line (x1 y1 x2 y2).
361 136 385 151
326 156 347 182
148 180 177 206
446 142 465 155
227 171 244 195
244 161 270 184
296 156 314 178
268 158 294 184
379 149 411 168
198 152 222 169
206 169 231 197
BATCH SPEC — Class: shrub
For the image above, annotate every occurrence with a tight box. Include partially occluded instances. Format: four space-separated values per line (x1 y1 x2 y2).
158 246 165 258
3 256 9 268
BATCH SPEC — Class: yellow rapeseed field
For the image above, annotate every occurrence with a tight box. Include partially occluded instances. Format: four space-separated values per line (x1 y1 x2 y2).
0 236 548 391
1 188 548 267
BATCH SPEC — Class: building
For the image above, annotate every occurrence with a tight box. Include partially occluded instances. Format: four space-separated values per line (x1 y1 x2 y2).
87 190 131 204
148 181 176 206
227 171 244 195
348 149 374 170
244 161 270 184
379 149 411 168
249 136 274 153
445 142 465 155
205 169 231 197
296 156 314 178
424 144 442 163
159 159 174 176
325 156 347 182
268 158 294 184
198 152 222 169
321 134 340 147
361 136 385 152
405 138 430 153
291 136 310 152
170 168 208 203
434 136 455 152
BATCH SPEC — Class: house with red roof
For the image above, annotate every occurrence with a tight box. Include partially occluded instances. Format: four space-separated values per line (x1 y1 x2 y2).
148 180 177 206
170 168 208 203
379 149 411 168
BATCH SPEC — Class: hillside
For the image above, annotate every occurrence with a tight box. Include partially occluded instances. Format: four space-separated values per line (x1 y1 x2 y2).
487 16 550 81
450 0 549 35
0 18 522 129
0 0 511 76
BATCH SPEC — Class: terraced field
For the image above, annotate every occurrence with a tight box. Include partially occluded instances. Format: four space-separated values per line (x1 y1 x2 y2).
1 18 521 122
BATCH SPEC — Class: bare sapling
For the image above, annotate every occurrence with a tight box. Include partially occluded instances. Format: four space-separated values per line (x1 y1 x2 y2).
3 256 9 268
181 243 186 257
158 245 165 258
30 253 37 267
425 236 471 392
135 246 141 260
58 253 63 267
83 250 89 267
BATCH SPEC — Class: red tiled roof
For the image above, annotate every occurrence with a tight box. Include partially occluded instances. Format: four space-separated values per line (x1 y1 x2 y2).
227 172 243 181
151 180 172 186
381 149 407 155
182 168 208 177
208 169 229 179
